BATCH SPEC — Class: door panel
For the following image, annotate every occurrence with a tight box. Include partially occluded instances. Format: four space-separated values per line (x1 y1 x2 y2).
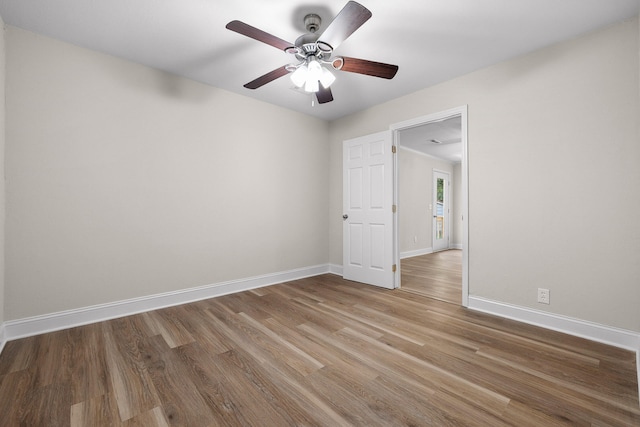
348 168 363 209
348 224 363 266
343 131 394 289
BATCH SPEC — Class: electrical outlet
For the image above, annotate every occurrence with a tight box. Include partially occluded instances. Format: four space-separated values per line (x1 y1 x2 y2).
414 236 418 243
537 288 550 304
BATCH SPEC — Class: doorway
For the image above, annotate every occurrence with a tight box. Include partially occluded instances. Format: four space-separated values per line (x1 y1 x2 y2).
391 106 468 307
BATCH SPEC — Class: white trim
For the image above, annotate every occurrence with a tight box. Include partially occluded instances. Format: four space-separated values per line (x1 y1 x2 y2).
637 348 640 401
450 243 463 250
460 105 469 308
468 296 640 352
392 133 400 289
0 323 6 355
390 107 466 131
3 264 330 342
398 145 458 165
329 264 343 276
400 247 433 259
390 105 469 305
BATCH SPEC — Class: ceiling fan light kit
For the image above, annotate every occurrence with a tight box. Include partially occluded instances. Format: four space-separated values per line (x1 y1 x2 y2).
226 1 399 105
289 58 336 93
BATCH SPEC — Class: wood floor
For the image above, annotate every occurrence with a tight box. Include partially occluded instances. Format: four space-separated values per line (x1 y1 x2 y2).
401 250 462 305
0 274 638 426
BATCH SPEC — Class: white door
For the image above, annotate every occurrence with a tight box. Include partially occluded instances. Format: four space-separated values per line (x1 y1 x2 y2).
343 131 395 289
432 170 450 252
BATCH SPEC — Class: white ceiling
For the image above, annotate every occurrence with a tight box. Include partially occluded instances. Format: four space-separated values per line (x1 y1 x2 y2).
0 1 638 121
399 116 462 163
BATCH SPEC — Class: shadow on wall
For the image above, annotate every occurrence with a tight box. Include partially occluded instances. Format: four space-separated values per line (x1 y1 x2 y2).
112 65 212 103
110 42 253 103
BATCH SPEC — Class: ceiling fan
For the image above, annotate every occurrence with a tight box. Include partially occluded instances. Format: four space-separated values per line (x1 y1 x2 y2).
226 1 399 105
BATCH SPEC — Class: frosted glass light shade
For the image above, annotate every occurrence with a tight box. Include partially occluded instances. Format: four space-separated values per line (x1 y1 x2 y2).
289 58 335 93
304 78 319 93
307 59 322 80
320 67 336 88
290 66 307 87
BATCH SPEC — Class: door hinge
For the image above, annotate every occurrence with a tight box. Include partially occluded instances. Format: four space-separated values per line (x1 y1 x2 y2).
392 145 396 154
392 204 397 213
392 264 397 273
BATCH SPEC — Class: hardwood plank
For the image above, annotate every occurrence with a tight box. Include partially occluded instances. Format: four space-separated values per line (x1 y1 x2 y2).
0 369 34 426
172 341 263 426
70 392 121 427
102 318 162 422
30 329 73 389
122 407 169 427
211 348 302 426
142 308 195 349
168 303 234 356
207 300 323 377
0 335 39 375
401 249 462 304
261 316 379 382
372 374 509 427
190 313 349 425
142 338 219 426
69 323 110 404
237 311 325 373
21 382 72 426
336 326 513 417
302 365 393 425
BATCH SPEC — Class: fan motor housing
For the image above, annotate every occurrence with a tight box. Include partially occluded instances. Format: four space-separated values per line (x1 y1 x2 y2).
304 14 321 33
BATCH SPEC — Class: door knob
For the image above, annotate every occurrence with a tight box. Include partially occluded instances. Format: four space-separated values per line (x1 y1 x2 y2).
342 214 349 220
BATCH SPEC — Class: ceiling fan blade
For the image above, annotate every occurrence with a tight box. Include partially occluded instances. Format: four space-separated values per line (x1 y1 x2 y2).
316 86 334 104
244 66 289 89
226 20 293 51
318 1 372 50
335 57 399 79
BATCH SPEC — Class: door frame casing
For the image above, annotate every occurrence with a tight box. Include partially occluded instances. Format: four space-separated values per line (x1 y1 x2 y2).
390 105 469 307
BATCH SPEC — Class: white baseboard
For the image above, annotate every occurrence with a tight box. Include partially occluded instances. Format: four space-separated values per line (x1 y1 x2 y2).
468 296 640 401
468 296 640 351
0 323 6 355
450 243 463 250
329 264 343 276
3 264 331 343
637 351 640 400
400 247 433 259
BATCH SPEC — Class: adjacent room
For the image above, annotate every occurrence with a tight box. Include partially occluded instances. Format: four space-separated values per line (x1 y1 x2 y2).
0 1 638 425
397 114 464 304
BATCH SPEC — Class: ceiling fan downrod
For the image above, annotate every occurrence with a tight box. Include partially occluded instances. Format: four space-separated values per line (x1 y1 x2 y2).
304 14 321 33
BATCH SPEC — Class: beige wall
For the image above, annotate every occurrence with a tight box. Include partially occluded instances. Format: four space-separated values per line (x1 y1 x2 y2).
398 147 453 254
5 27 329 320
330 18 640 332
0 16 5 327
